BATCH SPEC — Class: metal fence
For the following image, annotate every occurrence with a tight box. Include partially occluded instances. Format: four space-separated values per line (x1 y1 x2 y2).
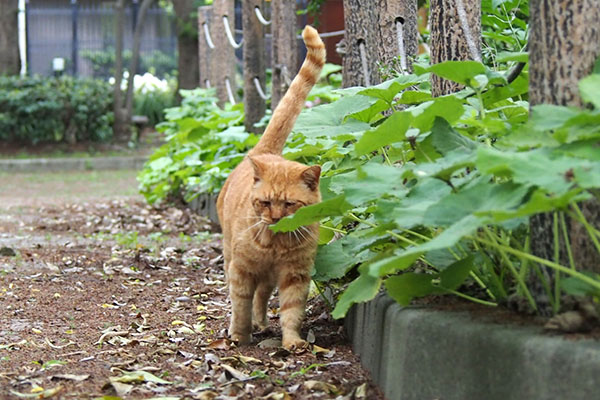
26 0 176 78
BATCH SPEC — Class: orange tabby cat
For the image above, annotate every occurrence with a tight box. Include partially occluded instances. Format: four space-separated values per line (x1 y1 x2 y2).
216 26 325 349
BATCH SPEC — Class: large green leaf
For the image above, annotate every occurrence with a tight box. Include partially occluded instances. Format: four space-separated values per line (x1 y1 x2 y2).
270 195 351 233
476 147 600 194
293 95 374 138
579 74 600 109
429 117 477 155
357 74 430 104
423 180 530 227
331 272 381 319
375 178 452 229
354 111 413 156
330 163 407 206
411 96 466 131
368 215 483 277
385 273 441 306
427 61 487 86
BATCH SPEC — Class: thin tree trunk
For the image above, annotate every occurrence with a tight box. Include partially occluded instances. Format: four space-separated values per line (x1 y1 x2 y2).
113 0 128 141
271 0 298 110
125 0 154 119
242 0 266 132
0 0 21 75
528 0 600 315
429 0 481 96
173 0 200 103
341 0 381 87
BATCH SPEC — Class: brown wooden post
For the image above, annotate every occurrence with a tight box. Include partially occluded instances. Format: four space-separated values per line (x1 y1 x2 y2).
242 0 266 132
528 0 600 315
271 0 298 110
376 0 418 75
198 5 214 89
0 0 20 75
429 0 481 96
212 0 237 106
341 0 381 88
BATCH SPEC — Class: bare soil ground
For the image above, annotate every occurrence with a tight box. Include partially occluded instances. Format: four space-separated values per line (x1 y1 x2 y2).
0 171 382 399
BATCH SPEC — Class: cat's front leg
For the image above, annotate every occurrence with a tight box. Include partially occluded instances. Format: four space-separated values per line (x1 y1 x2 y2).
227 262 255 345
278 268 311 349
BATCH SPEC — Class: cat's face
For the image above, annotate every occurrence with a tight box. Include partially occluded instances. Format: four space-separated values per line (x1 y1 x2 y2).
249 156 321 225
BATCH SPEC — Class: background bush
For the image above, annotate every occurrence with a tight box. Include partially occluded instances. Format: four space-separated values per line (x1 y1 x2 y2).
0 76 113 144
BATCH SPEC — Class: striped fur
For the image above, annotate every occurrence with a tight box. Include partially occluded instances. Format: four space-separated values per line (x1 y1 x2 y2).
216 26 325 349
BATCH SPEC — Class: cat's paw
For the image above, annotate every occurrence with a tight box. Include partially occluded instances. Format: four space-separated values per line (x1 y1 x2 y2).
231 333 252 346
252 318 270 332
282 336 308 350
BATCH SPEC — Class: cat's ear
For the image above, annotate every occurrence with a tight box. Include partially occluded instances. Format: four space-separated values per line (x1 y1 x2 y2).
248 156 265 184
300 165 321 191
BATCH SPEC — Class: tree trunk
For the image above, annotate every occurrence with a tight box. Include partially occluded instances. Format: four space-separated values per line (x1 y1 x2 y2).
528 0 600 315
429 0 481 96
173 0 200 103
113 0 128 141
0 0 20 75
212 0 237 106
341 0 381 87
242 0 266 132
113 0 154 142
271 0 298 110
376 0 418 75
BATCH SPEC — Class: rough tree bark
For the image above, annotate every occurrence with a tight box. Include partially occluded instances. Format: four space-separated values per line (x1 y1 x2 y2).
173 0 200 103
0 0 20 75
376 0 418 75
242 0 266 132
271 0 298 110
528 0 600 315
429 0 481 96
212 0 237 106
341 0 381 87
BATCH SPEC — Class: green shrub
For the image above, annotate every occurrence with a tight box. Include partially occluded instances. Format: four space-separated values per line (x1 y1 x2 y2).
0 76 113 144
133 74 176 127
81 48 177 79
137 88 254 204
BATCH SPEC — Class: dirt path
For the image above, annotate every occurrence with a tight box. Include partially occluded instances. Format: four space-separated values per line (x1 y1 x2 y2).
0 171 381 399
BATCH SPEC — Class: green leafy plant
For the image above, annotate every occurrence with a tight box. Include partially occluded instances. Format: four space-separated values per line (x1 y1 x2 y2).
0 76 113 144
137 88 254 204
268 58 599 318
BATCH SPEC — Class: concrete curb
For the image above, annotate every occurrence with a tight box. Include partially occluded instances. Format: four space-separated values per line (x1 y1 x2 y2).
0 156 148 172
345 293 600 400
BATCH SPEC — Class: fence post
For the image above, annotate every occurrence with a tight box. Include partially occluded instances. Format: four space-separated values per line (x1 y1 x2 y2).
71 0 78 75
377 0 418 75
271 0 297 111
242 0 266 132
429 0 481 96
197 5 214 89
212 0 237 106
341 0 381 87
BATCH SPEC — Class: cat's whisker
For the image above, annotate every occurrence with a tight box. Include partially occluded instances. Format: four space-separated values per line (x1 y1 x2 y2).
241 219 266 236
300 226 318 241
296 227 309 243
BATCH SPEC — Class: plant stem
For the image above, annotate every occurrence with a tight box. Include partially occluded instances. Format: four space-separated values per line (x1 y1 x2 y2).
473 236 600 292
571 203 600 255
442 287 497 307
319 224 347 234
380 147 393 166
347 213 419 247
553 212 561 314
559 212 576 270
482 227 538 311
313 280 333 310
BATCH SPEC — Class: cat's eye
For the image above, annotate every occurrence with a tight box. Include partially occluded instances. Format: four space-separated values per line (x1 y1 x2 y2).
260 200 271 207
285 201 296 208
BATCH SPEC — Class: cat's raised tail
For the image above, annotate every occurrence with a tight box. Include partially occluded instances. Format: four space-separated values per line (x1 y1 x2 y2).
248 25 326 157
